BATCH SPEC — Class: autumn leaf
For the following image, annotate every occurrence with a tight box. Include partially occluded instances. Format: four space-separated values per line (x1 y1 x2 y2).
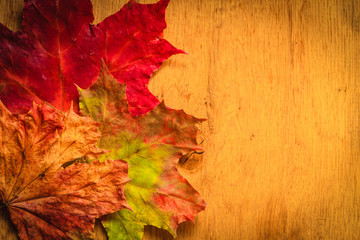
0 101 130 240
79 64 206 240
92 0 184 115
0 0 95 113
0 0 182 115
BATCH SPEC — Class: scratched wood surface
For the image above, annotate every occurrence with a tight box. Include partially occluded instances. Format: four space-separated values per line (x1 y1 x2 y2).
1 0 359 239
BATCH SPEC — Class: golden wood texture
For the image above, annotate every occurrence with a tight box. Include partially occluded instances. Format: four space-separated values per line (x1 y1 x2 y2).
1 0 359 239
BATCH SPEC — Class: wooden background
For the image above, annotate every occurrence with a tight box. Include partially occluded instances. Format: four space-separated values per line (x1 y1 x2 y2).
1 0 359 239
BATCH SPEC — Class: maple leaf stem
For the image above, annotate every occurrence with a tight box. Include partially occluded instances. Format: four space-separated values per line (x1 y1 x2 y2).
0 200 12 208
181 151 205 164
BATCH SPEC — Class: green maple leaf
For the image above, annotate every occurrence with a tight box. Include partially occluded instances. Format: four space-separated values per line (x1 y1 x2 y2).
78 63 206 239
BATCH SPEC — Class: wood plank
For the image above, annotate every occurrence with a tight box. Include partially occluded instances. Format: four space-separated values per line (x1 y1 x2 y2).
0 0 359 239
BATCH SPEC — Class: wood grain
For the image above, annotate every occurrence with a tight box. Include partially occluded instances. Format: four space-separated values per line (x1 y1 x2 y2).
1 0 359 239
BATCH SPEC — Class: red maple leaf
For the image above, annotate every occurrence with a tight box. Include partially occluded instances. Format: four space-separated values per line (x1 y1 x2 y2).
0 0 182 115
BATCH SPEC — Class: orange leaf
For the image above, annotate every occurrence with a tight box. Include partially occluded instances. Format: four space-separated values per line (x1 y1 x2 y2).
0 102 130 240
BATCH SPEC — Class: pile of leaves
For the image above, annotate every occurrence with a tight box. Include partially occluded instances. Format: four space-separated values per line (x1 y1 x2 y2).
0 0 206 239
